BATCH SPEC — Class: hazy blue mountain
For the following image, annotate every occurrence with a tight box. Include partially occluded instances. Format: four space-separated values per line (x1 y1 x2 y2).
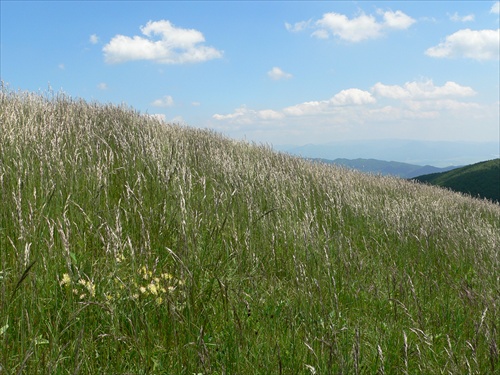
275 140 499 167
312 158 459 178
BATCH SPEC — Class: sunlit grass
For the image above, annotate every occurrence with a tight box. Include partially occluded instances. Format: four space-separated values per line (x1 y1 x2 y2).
1 82 499 373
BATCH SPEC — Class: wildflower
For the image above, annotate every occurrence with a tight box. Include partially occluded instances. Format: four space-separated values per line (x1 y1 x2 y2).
78 279 96 297
59 273 71 287
161 273 173 280
147 283 158 295
139 266 152 280
155 297 163 305
139 286 147 294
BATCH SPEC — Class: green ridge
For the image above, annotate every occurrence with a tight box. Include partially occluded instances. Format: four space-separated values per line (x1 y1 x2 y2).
413 159 500 203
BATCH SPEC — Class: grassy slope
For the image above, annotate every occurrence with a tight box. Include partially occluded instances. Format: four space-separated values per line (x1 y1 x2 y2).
1 87 499 374
413 159 500 203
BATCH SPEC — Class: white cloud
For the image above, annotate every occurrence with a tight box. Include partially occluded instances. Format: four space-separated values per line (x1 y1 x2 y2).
90 34 99 44
331 88 376 105
213 106 252 122
103 20 223 64
425 29 500 60
151 95 174 107
285 20 310 32
268 67 293 80
311 29 329 39
448 12 475 22
372 80 480 120
282 89 375 116
379 9 416 29
211 79 493 144
491 2 500 14
283 100 329 116
372 80 476 100
315 12 382 42
312 9 415 42
258 109 285 120
171 115 185 124
212 80 485 140
97 82 108 90
58 63 65 70
215 88 375 121
147 114 167 122
213 106 285 123
191 101 201 107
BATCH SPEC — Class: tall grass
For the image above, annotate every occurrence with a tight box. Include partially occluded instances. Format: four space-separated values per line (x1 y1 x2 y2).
1 82 499 374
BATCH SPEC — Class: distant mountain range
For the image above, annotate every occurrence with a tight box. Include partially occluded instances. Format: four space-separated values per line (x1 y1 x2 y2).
412 159 500 203
276 139 499 167
312 158 459 179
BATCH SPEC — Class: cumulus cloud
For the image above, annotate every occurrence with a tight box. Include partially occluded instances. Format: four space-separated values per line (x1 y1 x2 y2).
268 67 293 80
213 106 252 122
491 2 500 14
147 114 167 122
215 88 375 121
448 12 475 22
283 89 375 116
283 100 330 116
310 9 415 42
372 80 476 100
90 34 99 44
213 106 284 123
331 88 377 105
258 109 285 120
425 29 500 60
212 80 482 133
97 82 108 90
212 79 492 143
103 20 223 64
151 95 174 108
379 9 416 29
285 20 310 32
372 80 480 117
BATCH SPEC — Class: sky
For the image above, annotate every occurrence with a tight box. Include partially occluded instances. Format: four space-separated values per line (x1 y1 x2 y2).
1 1 499 148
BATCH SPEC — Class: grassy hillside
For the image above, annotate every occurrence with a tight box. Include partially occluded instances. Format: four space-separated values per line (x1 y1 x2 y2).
413 159 500 203
1 86 499 374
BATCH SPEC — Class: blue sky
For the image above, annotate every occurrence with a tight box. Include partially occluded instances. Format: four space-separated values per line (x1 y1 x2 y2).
1 1 499 147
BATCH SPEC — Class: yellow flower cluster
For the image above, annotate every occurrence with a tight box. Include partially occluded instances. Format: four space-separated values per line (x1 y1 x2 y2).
134 266 184 305
59 273 96 299
58 266 184 307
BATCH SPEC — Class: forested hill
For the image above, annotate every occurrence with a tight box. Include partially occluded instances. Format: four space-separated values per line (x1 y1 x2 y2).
412 159 500 203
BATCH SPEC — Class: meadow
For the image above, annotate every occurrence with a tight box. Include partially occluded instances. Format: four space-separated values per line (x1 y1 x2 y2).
1 83 499 374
